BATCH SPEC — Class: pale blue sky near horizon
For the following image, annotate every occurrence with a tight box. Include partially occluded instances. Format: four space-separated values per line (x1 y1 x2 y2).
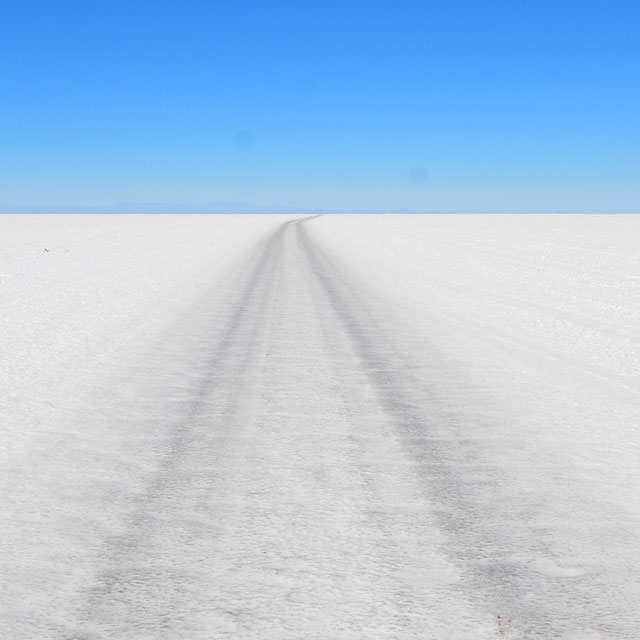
1 0 639 213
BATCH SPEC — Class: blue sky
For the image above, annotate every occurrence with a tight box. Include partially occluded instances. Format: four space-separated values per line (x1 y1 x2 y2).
1 0 639 212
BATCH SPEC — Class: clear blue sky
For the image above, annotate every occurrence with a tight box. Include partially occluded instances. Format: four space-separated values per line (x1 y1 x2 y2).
2 0 639 212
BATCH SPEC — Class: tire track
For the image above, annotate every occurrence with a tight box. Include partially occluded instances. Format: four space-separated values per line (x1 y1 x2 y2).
65 217 494 639
296 217 637 639
67 223 292 638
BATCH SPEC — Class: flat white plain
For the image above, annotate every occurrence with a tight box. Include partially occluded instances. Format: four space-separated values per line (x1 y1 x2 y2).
1 214 639 639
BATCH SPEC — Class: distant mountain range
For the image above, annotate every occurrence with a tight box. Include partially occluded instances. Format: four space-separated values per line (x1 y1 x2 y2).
0 201 398 214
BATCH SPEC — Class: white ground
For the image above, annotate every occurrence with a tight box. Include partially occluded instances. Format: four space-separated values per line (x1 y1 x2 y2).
1 214 639 639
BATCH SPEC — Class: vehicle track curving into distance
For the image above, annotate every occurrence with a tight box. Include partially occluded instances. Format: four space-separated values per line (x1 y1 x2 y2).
57 217 635 640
